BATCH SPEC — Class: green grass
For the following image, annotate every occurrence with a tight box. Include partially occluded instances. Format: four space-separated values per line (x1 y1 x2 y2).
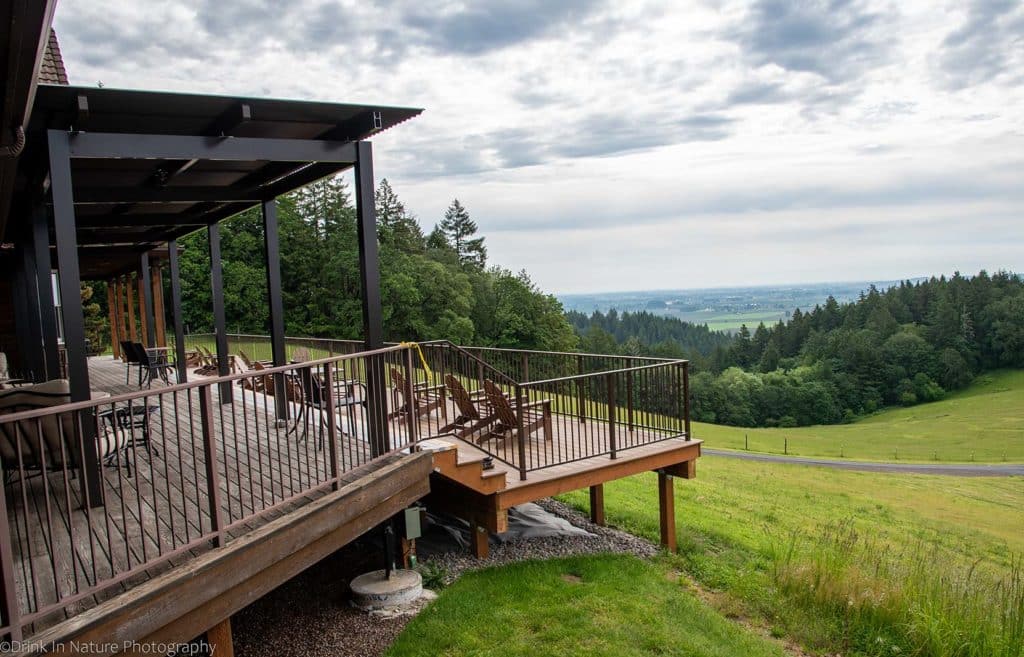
559 458 1024 656
694 369 1024 462
388 554 788 657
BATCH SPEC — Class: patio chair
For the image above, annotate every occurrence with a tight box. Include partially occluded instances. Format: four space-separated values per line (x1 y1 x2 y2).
440 374 498 441
133 343 176 388
0 379 124 481
122 341 144 384
481 379 552 444
287 366 365 444
195 345 238 375
388 367 447 422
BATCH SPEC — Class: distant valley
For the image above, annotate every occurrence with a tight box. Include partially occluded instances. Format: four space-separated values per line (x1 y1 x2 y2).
559 278 925 332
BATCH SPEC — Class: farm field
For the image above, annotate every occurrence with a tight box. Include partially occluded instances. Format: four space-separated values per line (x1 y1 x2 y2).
694 369 1024 462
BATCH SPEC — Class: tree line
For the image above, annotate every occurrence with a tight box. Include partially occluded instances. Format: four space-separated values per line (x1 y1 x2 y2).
574 272 1024 428
174 176 578 352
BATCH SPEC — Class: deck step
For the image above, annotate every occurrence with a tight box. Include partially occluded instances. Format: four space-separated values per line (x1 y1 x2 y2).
419 438 508 494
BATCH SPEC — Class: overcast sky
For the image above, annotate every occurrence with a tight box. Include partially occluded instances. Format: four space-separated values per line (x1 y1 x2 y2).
54 0 1023 294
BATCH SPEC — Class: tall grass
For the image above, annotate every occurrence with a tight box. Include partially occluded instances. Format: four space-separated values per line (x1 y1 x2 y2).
767 520 1024 657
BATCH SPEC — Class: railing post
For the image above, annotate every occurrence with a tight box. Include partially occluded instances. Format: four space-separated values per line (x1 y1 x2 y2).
576 354 585 424
521 352 529 383
403 348 419 447
0 469 22 641
516 385 527 480
683 362 691 440
323 363 341 489
199 385 226 547
607 373 617 460
626 357 635 433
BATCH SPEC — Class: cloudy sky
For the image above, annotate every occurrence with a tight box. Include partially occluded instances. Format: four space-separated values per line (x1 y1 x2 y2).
54 0 1024 294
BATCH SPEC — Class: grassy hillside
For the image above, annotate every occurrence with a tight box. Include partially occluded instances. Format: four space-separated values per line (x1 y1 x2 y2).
389 555 788 657
559 458 1024 657
694 369 1024 462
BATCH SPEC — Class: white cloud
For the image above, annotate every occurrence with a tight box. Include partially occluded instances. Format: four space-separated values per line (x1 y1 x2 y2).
53 0 1024 293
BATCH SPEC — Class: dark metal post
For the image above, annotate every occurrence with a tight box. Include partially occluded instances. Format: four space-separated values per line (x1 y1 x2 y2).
323 363 341 490
168 239 188 383
139 252 156 347
199 385 225 547
355 141 389 456
261 199 288 421
607 373 617 460
516 385 527 480
48 129 104 507
9 261 32 379
0 474 22 640
683 362 691 439
18 241 45 380
32 204 60 380
208 223 232 401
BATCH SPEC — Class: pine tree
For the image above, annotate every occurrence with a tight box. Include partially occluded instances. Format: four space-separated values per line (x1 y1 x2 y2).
375 178 424 253
439 199 487 268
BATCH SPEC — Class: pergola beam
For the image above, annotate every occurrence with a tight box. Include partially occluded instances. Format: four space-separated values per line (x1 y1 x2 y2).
67 132 358 163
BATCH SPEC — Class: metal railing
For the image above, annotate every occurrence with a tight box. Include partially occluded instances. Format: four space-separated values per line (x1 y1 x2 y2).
174 333 690 476
0 344 420 640
413 342 690 479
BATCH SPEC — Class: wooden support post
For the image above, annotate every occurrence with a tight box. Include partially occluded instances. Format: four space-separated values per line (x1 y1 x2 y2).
107 283 120 359
470 522 489 559
137 270 150 347
116 277 128 359
657 472 676 552
152 264 167 347
589 484 605 526
206 617 234 657
168 239 187 383
126 275 138 342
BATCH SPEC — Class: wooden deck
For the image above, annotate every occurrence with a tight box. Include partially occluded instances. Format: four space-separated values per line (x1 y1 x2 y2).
4 353 699 640
5 356 386 637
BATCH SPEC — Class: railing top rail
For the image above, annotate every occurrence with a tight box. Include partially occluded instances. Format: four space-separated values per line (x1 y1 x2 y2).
465 344 684 364
415 340 519 386
0 343 410 424
521 358 688 387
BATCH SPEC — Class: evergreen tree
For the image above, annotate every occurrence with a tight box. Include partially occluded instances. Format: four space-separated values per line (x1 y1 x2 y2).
375 178 424 253
438 199 487 269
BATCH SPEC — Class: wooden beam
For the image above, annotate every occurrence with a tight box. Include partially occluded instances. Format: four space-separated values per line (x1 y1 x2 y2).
589 484 605 526
494 441 701 510
205 617 233 657
106 283 120 359
117 277 128 358
26 453 432 655
657 472 676 552
663 460 696 479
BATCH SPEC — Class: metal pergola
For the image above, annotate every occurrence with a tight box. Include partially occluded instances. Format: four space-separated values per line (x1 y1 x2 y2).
1 83 422 506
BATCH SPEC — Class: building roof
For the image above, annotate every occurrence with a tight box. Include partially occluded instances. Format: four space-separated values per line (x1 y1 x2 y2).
38 29 69 85
8 84 421 277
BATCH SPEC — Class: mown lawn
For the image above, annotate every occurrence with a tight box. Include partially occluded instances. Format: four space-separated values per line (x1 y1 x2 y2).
388 554 787 657
560 458 1024 656
693 369 1024 462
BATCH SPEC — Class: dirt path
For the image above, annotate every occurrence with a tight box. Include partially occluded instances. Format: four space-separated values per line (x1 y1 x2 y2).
703 448 1024 476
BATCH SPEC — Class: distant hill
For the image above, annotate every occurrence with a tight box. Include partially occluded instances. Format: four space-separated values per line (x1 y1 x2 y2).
560 279 926 332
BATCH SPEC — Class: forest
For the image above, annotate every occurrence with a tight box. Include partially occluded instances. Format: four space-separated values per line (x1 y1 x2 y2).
171 176 577 353
574 272 1024 427
82 174 1023 431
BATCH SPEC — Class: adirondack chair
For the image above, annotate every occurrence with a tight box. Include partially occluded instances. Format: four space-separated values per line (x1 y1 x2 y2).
481 379 552 444
439 374 498 441
388 367 447 422
195 345 238 375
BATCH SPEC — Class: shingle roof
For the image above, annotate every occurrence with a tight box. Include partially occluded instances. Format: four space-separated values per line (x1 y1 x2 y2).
38 29 68 85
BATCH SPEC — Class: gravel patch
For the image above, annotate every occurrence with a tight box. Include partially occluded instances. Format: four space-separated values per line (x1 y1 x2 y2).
230 499 656 657
422 498 658 585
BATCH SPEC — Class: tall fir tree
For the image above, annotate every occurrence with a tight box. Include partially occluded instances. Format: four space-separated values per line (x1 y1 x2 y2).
438 199 487 269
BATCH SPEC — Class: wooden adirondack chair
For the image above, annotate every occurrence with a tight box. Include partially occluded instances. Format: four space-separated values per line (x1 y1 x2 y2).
388 367 447 422
481 379 552 444
440 374 498 441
